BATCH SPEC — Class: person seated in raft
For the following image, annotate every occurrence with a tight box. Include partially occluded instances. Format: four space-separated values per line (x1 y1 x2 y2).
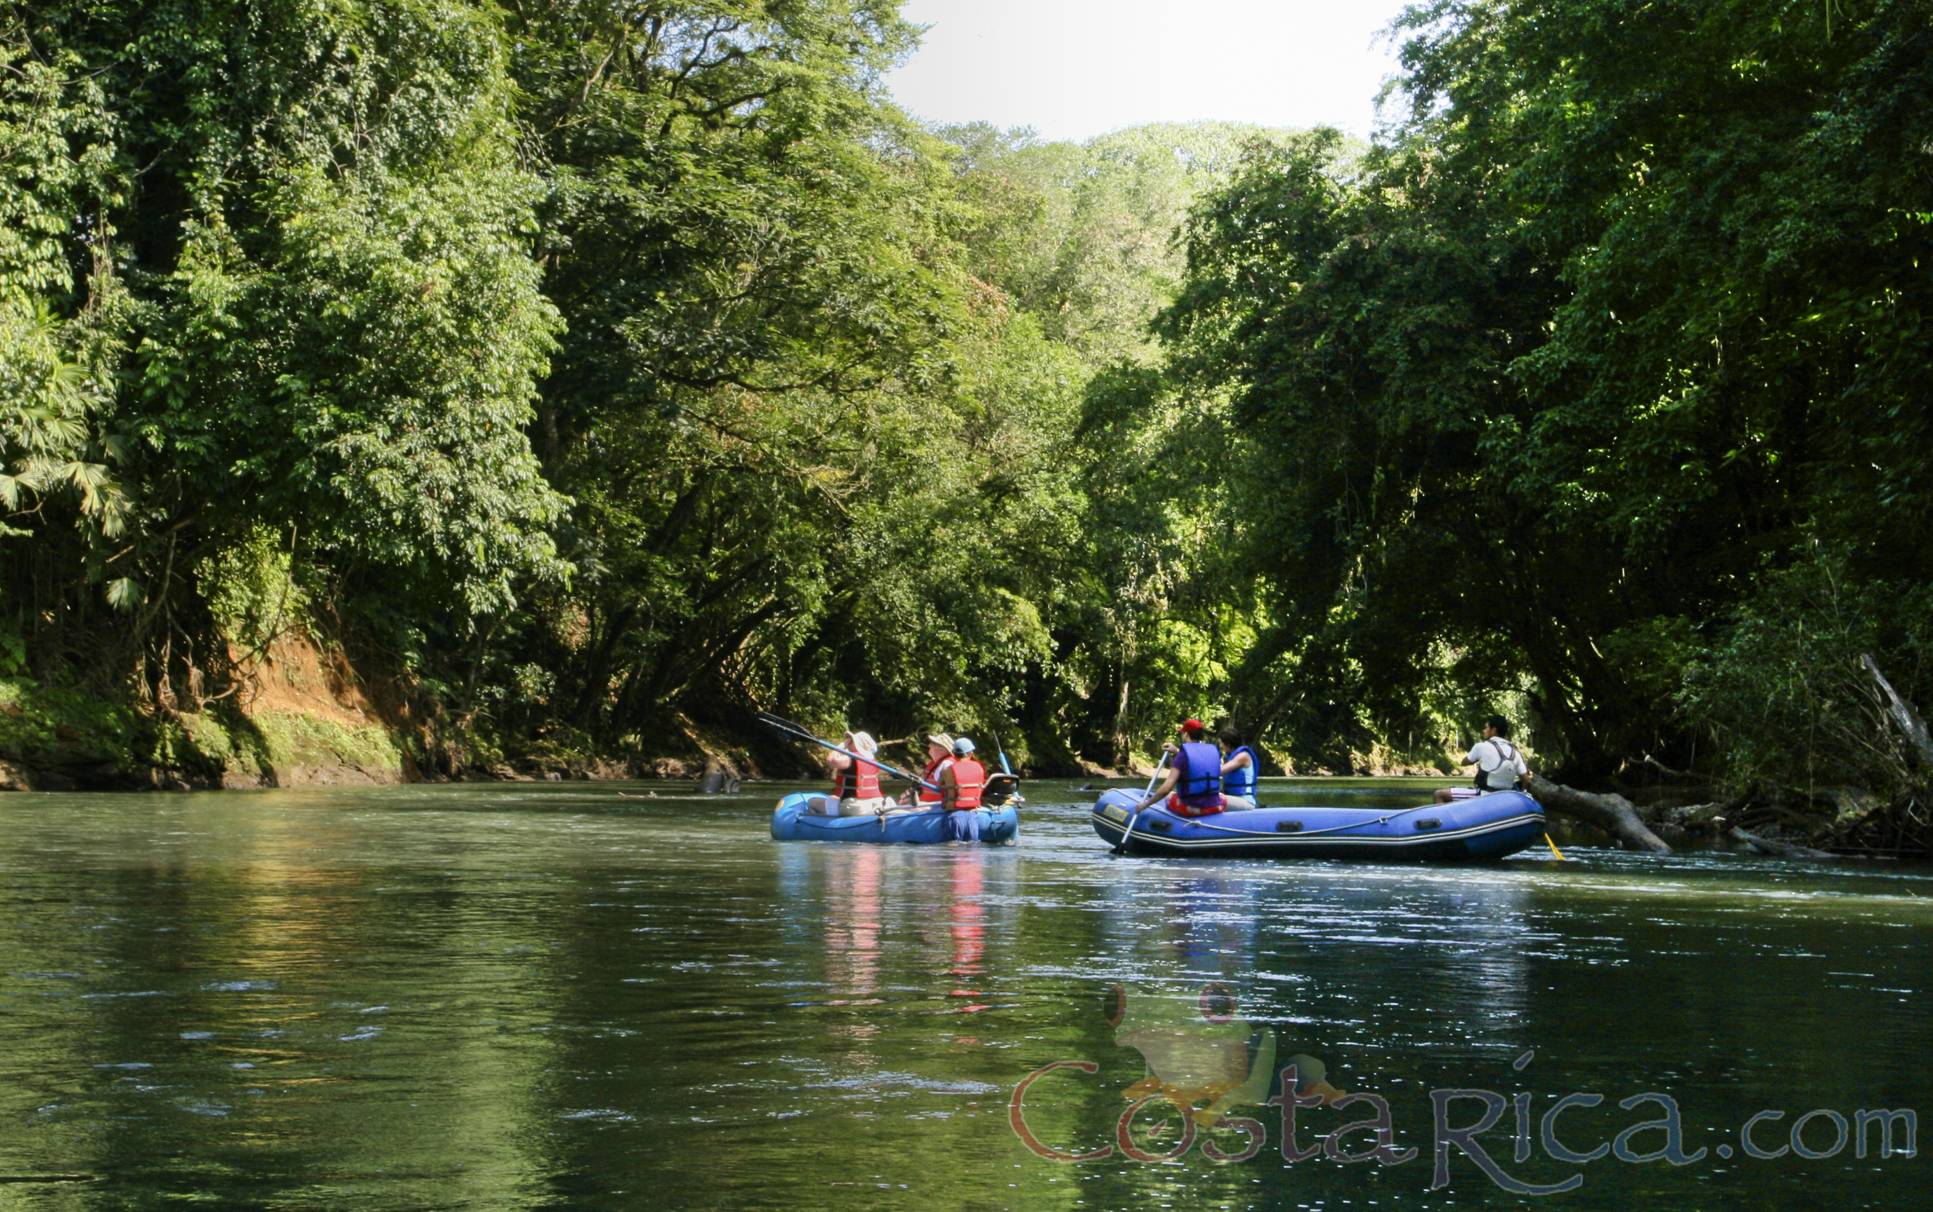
1434 714 1533 804
1136 719 1227 818
898 732 955 808
940 737 987 842
1218 724 1260 810
813 730 894 816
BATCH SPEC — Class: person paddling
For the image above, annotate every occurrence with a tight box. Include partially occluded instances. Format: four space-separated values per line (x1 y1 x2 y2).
1133 719 1226 817
1219 724 1259 811
941 737 987 842
814 729 892 816
900 733 955 808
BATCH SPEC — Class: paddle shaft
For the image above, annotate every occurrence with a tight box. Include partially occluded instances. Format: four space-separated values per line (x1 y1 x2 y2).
1113 751 1170 854
757 712 940 792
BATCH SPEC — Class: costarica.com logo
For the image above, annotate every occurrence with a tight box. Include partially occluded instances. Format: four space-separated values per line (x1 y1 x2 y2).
1007 982 1920 1190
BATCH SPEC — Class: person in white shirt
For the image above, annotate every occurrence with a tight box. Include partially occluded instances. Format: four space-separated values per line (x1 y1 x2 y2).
1435 715 1533 803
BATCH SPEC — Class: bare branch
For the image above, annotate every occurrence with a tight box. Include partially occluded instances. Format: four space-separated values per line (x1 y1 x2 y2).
1861 653 1933 769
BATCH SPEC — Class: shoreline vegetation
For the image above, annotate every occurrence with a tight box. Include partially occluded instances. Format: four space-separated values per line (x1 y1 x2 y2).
4 3 1929 856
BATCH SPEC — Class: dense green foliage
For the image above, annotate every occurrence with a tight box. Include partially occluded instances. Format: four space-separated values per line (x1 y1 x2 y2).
2 0 567 701
0 0 1268 779
3 0 1929 844
1145 0 1933 839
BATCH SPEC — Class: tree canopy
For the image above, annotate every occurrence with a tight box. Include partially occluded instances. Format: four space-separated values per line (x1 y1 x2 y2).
1146 0 1933 833
4 0 1929 845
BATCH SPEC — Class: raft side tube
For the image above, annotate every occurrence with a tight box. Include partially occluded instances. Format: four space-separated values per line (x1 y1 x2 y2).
1092 788 1543 860
773 791 1020 844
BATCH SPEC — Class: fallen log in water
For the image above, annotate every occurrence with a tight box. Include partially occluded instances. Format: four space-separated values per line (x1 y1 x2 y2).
1658 800 1731 833
1525 774 1672 853
1728 826 1837 861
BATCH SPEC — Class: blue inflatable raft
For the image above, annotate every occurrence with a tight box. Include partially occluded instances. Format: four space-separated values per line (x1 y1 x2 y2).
772 791 1020 844
1090 789 1545 860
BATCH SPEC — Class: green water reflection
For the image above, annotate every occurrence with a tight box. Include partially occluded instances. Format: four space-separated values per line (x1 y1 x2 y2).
0 780 1926 1209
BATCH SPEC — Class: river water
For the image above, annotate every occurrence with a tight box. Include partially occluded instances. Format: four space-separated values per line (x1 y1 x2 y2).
0 779 1925 1209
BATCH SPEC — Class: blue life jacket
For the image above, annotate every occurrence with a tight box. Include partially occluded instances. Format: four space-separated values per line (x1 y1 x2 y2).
1224 745 1258 798
1176 741 1223 805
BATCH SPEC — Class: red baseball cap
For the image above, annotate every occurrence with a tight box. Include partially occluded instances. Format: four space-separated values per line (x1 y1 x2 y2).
1178 718 1204 733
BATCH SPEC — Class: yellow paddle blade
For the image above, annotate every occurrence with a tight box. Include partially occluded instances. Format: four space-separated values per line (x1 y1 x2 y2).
1543 832 1567 861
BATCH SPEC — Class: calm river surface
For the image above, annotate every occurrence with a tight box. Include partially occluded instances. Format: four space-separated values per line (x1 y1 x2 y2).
0 779 1926 1209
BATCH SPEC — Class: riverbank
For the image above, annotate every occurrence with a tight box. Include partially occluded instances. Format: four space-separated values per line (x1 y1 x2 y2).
0 672 405 793
6 646 1922 858
0 669 765 792
0 664 859 791
0 632 767 792
0 629 1455 793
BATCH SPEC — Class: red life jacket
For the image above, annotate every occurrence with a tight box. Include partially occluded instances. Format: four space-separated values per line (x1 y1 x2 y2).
919 755 952 804
834 756 882 800
1166 791 1225 818
949 758 985 810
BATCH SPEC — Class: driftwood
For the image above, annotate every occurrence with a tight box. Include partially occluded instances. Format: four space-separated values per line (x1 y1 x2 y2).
1729 826 1836 861
1525 774 1672 853
1823 785 1884 831
1659 800 1731 832
1862 654 1933 769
